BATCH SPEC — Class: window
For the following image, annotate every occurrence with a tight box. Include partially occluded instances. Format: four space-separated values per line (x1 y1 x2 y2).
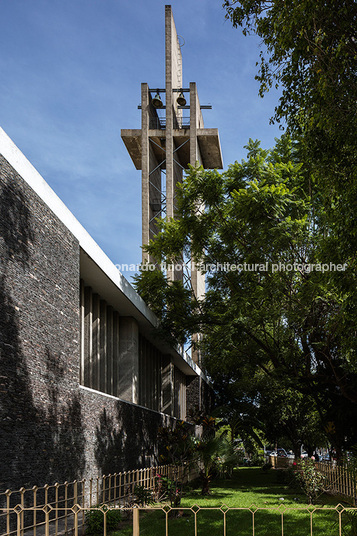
80 282 120 396
139 335 162 412
174 366 186 420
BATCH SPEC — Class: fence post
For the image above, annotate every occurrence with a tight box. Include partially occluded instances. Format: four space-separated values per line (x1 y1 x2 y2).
32 486 38 536
16 508 21 536
19 487 25 536
96 477 100 505
74 481 78 506
133 507 140 536
81 480 86 531
6 490 11 536
102 476 106 504
108 474 112 504
55 483 59 536
64 482 68 535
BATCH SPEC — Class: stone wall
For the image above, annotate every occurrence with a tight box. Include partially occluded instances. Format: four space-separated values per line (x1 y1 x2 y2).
0 155 81 490
80 387 175 479
0 155 193 492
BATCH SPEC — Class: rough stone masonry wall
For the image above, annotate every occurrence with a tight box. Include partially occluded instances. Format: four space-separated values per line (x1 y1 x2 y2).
0 155 82 491
0 155 178 493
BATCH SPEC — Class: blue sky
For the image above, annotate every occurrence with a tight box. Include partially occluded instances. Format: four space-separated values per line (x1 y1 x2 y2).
0 0 282 280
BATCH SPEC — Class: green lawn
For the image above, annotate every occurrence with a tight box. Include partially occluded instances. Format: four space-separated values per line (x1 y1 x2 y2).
112 468 356 536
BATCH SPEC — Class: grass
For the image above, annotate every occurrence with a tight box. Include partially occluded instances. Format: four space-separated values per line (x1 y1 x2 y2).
112 468 356 536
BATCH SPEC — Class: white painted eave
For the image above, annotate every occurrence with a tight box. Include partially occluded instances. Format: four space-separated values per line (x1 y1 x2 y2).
0 127 208 380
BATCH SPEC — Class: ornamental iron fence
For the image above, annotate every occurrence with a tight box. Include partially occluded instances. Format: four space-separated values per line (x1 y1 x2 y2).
0 464 195 536
2 461 357 536
3 503 357 536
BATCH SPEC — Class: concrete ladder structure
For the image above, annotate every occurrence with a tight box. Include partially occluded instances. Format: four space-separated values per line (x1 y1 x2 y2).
121 5 223 362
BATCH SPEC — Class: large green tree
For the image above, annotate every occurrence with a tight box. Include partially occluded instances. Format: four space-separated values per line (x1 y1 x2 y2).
136 1 357 456
223 0 357 255
134 136 357 454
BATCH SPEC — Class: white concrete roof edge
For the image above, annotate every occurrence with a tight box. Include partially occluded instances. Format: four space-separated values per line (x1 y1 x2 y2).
0 127 206 379
0 127 157 324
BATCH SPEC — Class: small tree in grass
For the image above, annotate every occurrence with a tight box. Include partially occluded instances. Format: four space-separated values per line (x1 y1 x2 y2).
157 421 197 506
295 458 326 504
197 435 238 494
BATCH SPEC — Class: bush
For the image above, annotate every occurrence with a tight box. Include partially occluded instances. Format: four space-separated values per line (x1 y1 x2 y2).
294 459 326 504
85 505 122 535
133 485 155 506
153 474 181 505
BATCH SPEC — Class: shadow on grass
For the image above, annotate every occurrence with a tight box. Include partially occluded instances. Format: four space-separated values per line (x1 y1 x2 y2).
115 507 343 536
113 468 353 536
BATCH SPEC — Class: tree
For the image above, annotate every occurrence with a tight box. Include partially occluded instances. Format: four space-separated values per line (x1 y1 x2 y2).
256 379 327 458
223 0 357 256
134 136 357 455
157 421 197 506
223 0 357 131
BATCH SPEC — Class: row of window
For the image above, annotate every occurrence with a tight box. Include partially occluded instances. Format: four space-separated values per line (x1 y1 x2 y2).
80 282 186 419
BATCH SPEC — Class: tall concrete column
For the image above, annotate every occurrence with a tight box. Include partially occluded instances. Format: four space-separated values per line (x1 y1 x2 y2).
141 83 150 262
190 82 205 304
121 4 223 337
118 317 139 404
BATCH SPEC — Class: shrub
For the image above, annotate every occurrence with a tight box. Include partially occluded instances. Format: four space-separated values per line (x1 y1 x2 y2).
153 474 181 505
85 505 122 535
294 459 326 504
133 485 155 506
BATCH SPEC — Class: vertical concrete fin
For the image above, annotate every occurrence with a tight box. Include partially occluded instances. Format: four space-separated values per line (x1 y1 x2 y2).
118 317 139 404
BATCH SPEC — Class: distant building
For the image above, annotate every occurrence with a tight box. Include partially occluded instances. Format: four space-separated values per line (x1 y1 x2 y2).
0 127 211 491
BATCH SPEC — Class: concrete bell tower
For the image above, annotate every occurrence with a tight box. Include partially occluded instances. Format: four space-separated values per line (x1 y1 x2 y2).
121 5 223 361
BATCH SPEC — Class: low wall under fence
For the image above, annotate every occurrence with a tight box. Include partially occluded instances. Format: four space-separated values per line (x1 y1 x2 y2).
0 464 199 536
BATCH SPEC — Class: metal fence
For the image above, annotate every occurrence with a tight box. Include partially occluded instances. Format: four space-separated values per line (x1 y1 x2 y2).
4 503 357 536
269 457 357 504
3 461 357 536
316 461 357 503
0 464 195 536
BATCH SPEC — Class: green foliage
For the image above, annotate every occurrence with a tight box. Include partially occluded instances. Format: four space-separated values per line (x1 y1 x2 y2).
197 435 239 493
223 1 357 124
135 135 357 454
223 0 357 262
154 475 182 505
249 452 264 467
341 510 357 536
294 459 326 504
85 505 122 535
133 268 193 345
157 422 198 506
133 485 155 506
256 378 327 458
158 421 197 466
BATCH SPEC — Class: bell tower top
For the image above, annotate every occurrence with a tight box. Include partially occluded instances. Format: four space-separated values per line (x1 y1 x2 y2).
165 5 182 90
121 4 223 362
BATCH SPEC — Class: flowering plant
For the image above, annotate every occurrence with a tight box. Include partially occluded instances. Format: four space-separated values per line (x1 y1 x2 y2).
294 458 326 504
